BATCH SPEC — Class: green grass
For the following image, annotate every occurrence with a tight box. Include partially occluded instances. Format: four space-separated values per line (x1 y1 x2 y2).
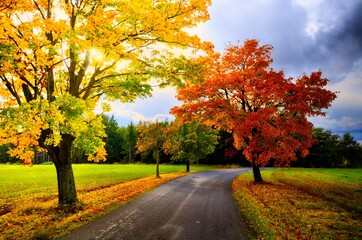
265 168 362 184
233 168 362 239
0 163 214 205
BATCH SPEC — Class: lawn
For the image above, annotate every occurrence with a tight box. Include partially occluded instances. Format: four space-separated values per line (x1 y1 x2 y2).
0 164 209 204
233 168 362 240
0 163 214 239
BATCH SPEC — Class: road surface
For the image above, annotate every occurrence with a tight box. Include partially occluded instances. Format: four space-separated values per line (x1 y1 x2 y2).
60 168 251 240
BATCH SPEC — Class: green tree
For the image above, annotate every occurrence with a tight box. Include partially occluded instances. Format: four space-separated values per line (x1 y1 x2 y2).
124 122 138 163
136 121 168 177
204 130 249 166
102 115 125 163
164 121 219 172
0 144 19 163
339 133 362 167
0 0 211 205
304 128 341 168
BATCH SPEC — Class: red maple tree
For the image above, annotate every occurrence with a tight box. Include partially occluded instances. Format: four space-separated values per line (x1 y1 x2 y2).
171 39 337 182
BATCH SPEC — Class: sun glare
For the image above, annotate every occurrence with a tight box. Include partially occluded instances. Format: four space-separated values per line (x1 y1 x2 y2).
89 48 104 62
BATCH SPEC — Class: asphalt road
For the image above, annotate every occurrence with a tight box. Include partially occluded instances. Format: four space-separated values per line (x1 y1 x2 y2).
60 168 251 240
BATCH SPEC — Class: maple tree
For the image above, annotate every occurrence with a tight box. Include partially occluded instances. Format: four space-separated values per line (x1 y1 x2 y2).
0 0 211 204
171 39 337 182
164 120 219 172
136 121 168 177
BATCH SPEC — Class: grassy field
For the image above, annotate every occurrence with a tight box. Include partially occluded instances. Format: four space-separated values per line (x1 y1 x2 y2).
0 164 211 204
0 163 214 239
233 168 362 240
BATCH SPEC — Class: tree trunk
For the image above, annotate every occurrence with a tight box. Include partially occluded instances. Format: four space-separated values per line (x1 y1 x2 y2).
186 161 190 173
55 160 77 205
128 147 131 163
155 151 160 178
49 134 78 205
252 158 263 183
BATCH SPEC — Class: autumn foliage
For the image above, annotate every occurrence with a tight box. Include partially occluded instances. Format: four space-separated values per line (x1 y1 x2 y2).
136 121 168 177
172 39 337 182
0 0 211 204
0 0 211 162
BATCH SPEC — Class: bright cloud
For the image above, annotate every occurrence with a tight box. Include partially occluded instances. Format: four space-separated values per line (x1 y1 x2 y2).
102 86 178 126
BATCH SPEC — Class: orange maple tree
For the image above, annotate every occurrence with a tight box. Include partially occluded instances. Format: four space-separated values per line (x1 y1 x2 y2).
171 39 337 182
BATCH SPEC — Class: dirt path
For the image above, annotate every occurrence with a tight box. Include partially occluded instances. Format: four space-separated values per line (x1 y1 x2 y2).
60 169 251 240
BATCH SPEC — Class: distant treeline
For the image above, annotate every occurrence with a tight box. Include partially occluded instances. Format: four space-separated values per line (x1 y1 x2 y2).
1 115 361 168
293 128 362 168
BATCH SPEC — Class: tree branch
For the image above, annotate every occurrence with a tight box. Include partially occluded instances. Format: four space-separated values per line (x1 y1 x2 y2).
0 75 22 105
32 0 46 19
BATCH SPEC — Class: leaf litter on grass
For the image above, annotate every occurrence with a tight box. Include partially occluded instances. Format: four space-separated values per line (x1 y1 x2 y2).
0 172 187 240
233 169 362 240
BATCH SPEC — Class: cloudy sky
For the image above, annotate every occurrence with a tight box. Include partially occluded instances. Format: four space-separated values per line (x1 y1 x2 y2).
108 0 362 142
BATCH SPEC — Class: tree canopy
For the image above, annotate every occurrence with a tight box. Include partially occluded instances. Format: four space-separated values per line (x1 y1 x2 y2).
136 121 168 177
339 133 362 168
172 39 337 182
164 120 219 172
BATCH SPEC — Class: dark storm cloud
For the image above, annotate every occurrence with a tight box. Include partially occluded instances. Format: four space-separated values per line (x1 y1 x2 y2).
332 1 362 48
202 0 362 81
306 0 362 81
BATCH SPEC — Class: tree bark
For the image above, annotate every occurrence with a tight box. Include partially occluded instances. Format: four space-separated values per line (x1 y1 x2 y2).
252 158 263 183
186 161 190 173
155 151 160 178
128 147 131 164
45 133 78 205
55 160 78 205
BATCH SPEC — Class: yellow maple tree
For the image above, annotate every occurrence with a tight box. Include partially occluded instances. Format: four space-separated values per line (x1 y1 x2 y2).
0 0 211 205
